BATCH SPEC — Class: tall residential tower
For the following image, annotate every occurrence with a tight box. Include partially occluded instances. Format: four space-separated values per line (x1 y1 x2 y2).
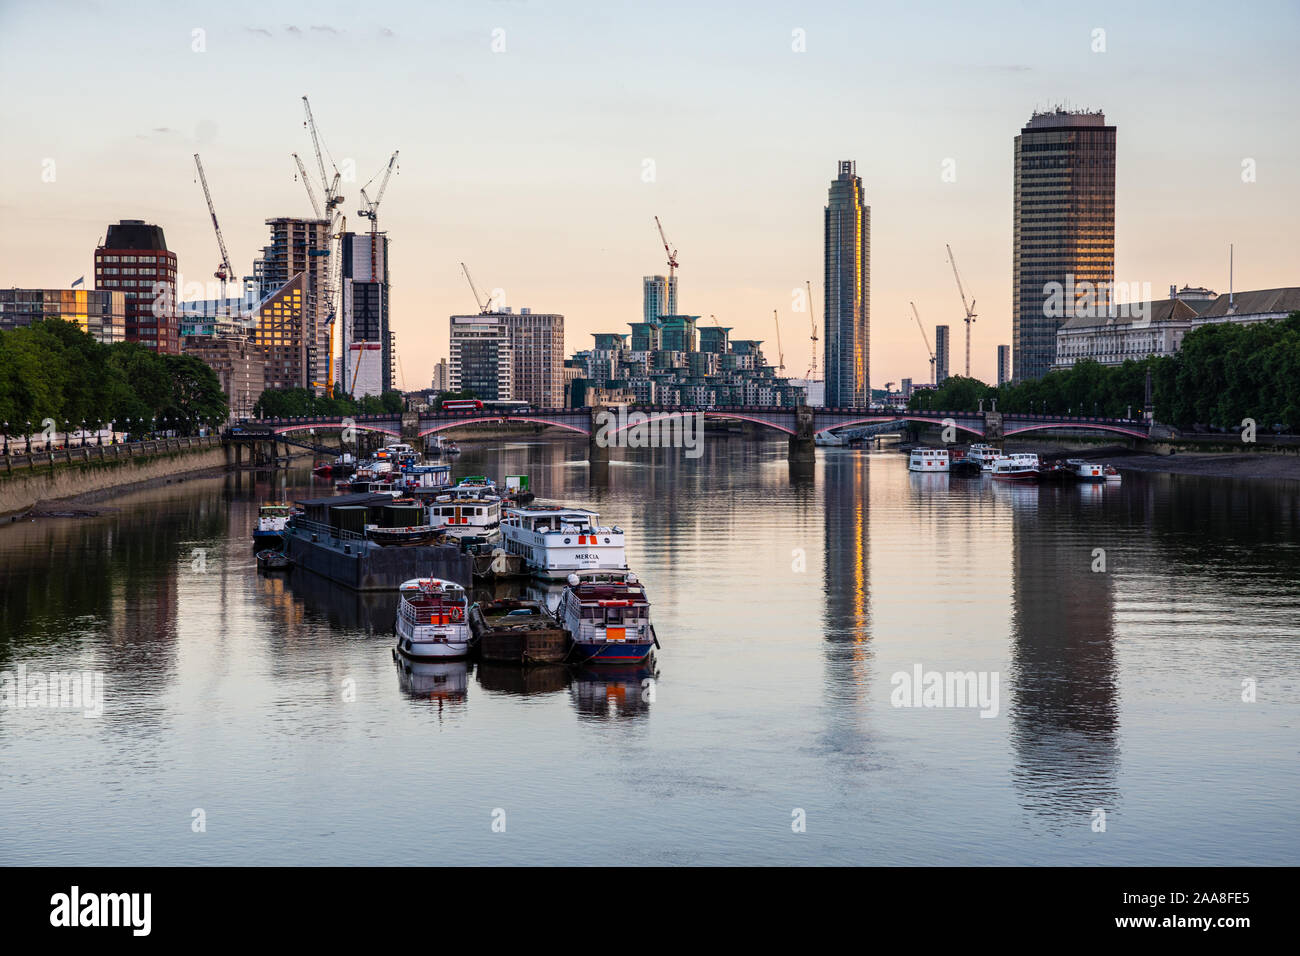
823 161 870 406
1012 109 1115 382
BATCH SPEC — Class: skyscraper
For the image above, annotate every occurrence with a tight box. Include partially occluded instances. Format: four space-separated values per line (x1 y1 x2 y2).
94 220 179 353
339 231 390 397
934 325 950 384
997 344 1011 386
643 275 677 324
254 218 331 392
1012 109 1115 382
503 309 565 408
823 160 870 406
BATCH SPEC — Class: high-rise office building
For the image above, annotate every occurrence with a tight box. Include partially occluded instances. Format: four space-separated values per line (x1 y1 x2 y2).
449 313 513 401
254 218 331 391
250 273 309 390
997 344 1011 386
823 160 870 406
503 309 564 407
0 288 126 343
94 220 179 353
935 324 950 384
643 275 677 324
339 231 390 397
1012 109 1115 382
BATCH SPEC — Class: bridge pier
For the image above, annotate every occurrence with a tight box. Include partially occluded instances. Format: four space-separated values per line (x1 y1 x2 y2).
788 405 815 463
588 406 610 463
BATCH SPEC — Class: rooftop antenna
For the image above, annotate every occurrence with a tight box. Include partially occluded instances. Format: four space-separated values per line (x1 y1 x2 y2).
1229 243 1235 310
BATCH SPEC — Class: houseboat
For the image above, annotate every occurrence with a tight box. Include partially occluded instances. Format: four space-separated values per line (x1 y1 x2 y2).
501 505 628 580
1065 459 1106 482
253 503 292 547
399 464 452 497
394 577 472 660
966 443 1001 471
990 453 1041 481
428 486 503 546
908 447 950 473
557 571 658 665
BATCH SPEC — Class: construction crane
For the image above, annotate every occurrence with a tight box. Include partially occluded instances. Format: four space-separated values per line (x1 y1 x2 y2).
192 154 235 286
461 262 490 313
910 301 937 383
653 216 679 297
772 309 785 372
805 279 819 379
302 95 343 213
357 150 399 228
291 153 323 219
301 96 347 394
946 243 977 377
358 150 399 281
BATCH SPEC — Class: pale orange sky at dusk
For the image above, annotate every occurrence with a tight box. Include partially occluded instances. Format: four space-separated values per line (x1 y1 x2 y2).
2 0 1296 389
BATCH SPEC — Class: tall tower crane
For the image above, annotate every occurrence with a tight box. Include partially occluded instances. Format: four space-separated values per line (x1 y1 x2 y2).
946 243 977 377
301 95 346 393
772 309 785 373
461 262 490 314
805 279 819 379
358 150 399 280
192 154 234 287
291 153 323 219
910 301 937 383
653 216 679 311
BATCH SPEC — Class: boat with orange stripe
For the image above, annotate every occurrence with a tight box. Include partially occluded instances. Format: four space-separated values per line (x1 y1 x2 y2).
501 504 627 581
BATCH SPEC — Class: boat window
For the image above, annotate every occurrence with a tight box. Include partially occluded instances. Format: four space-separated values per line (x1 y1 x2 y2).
581 607 602 620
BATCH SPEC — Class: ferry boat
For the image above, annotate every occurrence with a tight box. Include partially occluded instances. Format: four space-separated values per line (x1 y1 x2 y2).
908 447 950 473
990 453 1041 481
394 577 472 660
557 571 658 665
253 503 292 547
428 487 503 545
966 443 1001 471
501 505 628 580
1065 459 1106 482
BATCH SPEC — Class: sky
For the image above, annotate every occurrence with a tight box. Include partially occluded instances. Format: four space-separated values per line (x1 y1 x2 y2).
2 0 1297 390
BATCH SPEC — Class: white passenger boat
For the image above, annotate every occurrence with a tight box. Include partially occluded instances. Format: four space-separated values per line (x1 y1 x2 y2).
502 505 627 580
966 443 1001 471
394 577 472 660
990 453 1041 481
428 486 502 544
908 447 950 473
557 571 657 665
1065 459 1105 482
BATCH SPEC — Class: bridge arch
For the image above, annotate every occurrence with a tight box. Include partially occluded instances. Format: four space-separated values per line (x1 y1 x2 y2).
271 421 401 438
1002 422 1150 440
419 414 592 437
816 415 984 437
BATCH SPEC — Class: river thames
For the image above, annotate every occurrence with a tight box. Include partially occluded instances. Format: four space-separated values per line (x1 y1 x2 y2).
1 439 1297 865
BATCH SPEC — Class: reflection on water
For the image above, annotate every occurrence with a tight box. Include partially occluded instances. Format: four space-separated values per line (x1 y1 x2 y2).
1 441 1298 865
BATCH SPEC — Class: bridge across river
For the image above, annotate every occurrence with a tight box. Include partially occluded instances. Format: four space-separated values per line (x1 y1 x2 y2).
230 405 1163 462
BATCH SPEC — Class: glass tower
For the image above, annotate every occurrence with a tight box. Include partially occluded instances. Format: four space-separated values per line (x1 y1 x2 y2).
1012 109 1115 382
823 161 870 407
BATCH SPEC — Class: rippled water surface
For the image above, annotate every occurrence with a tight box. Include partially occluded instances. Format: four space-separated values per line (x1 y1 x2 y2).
2 439 1297 865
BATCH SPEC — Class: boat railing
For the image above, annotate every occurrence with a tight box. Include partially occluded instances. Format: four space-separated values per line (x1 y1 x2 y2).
399 600 466 627
290 516 366 542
